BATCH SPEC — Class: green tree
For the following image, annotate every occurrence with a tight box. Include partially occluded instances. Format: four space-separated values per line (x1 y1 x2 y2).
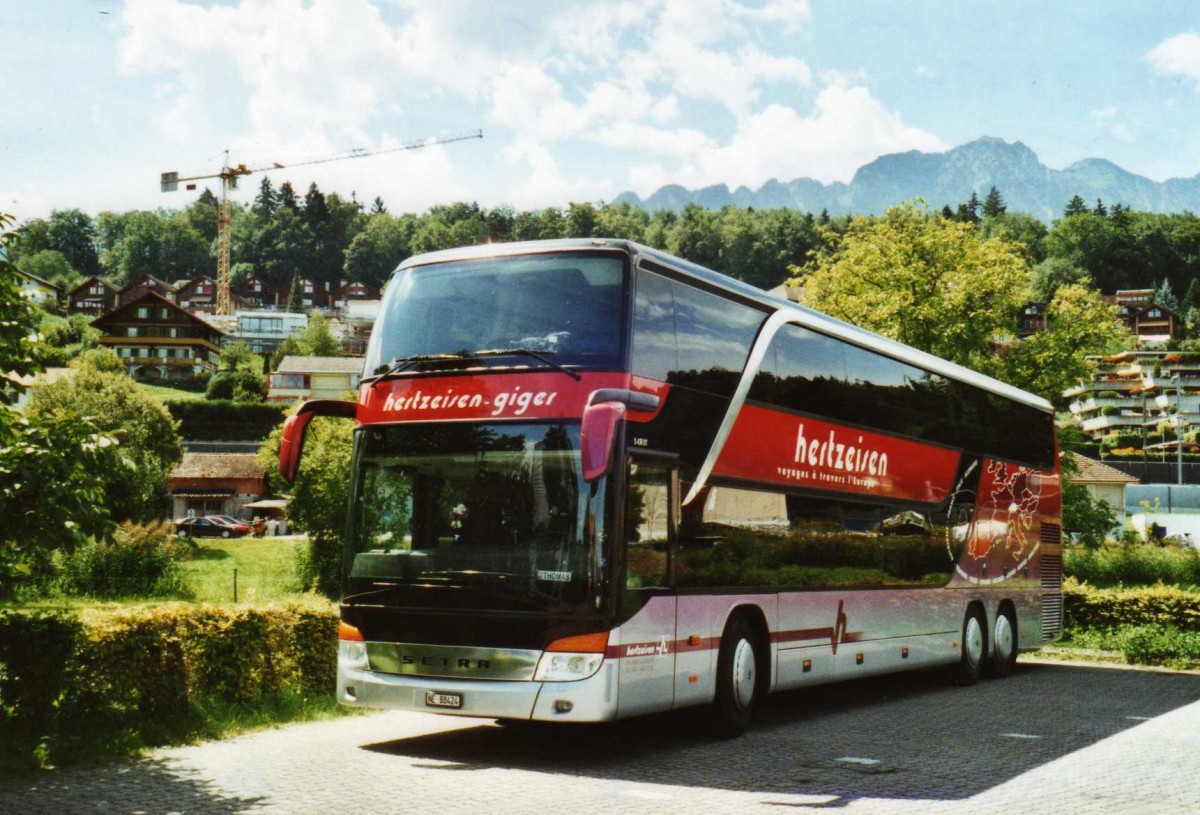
565 202 598 237
793 202 1029 377
218 340 259 372
1063 195 1089 218
1153 279 1179 310
1031 256 1089 301
343 214 416 289
299 311 341 357
46 209 100 278
982 186 1007 217
206 369 266 402
28 359 184 523
16 249 79 291
978 211 1047 264
1 215 115 580
1001 282 1133 403
286 270 303 313
1057 429 1118 548
100 210 210 284
259 410 353 596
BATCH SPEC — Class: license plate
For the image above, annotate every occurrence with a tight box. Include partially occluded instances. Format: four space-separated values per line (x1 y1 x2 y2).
425 691 463 709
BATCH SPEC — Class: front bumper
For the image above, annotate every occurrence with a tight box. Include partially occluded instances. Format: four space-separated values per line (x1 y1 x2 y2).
338 660 619 722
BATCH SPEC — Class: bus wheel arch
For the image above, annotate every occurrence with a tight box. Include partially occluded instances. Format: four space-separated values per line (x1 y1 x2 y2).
984 600 1018 679
711 605 769 738
953 602 987 686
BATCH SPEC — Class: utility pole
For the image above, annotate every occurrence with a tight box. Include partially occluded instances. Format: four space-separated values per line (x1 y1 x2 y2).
160 130 483 315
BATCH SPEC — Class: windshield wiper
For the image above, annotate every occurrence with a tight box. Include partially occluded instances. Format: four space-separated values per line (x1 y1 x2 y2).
372 353 468 381
472 348 582 381
420 570 574 609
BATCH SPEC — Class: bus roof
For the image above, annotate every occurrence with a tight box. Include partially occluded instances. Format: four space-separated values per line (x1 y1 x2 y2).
393 238 1053 414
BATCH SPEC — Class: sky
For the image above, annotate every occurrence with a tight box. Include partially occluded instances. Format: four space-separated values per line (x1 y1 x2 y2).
3 0 1200 223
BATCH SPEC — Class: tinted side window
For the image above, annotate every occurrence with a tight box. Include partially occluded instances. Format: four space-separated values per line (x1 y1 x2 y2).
672 280 763 395
630 269 766 396
630 270 676 382
677 484 958 589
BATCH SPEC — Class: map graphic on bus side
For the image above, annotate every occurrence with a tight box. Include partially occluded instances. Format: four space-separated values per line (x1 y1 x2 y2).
959 460 1044 583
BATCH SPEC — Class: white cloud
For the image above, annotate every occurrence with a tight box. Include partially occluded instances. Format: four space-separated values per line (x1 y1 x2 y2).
629 86 945 192
1091 106 1134 143
111 0 934 210
1146 32 1200 89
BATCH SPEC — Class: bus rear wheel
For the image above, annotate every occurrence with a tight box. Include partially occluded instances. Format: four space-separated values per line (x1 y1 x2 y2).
985 605 1018 678
953 605 986 686
712 615 760 738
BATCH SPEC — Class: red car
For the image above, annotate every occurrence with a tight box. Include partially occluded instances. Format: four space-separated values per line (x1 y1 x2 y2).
175 516 245 539
206 515 252 535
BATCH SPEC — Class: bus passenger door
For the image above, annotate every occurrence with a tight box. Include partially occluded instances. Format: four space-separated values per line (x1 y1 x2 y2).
616 456 678 718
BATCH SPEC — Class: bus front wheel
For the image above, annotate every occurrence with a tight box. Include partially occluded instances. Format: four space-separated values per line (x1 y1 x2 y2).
712 615 760 737
953 605 987 686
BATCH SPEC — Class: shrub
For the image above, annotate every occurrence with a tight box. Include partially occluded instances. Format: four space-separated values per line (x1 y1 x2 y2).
1064 579 1200 632
60 521 190 599
206 370 266 402
1065 544 1200 587
0 599 338 769
166 400 287 441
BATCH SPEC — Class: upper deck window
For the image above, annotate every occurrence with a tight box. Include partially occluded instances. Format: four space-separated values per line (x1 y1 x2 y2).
366 252 627 374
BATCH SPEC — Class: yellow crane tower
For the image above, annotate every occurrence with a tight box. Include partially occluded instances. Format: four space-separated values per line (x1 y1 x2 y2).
160 129 483 315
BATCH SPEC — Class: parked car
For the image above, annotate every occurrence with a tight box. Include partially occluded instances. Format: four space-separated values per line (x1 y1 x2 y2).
204 515 252 535
175 516 245 538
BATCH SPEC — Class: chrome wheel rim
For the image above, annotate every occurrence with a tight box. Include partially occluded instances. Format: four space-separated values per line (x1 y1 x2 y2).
965 615 984 667
731 639 756 711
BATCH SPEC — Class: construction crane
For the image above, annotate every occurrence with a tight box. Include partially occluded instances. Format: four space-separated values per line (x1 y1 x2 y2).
160 129 483 315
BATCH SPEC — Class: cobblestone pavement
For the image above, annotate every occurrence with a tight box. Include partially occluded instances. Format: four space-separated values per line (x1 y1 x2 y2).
3 661 1198 815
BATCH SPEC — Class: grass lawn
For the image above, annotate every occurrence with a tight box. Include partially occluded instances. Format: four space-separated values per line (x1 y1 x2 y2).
136 381 207 403
181 535 308 603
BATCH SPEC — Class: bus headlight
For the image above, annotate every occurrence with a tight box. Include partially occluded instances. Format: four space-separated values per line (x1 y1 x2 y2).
534 631 609 682
535 651 605 682
338 621 369 671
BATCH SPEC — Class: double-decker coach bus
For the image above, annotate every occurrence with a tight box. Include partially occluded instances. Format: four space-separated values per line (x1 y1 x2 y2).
279 238 1061 736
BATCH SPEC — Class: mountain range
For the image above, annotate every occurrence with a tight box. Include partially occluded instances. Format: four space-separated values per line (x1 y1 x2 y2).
613 137 1200 222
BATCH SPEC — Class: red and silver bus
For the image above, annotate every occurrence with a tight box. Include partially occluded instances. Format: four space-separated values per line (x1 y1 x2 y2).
280 239 1061 736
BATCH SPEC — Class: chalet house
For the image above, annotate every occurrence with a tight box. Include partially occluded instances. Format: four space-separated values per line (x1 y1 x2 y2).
173 276 219 313
331 281 381 312
267 355 364 402
234 276 279 308
118 274 175 306
1133 305 1178 347
67 277 119 315
92 290 227 381
16 270 60 307
167 453 270 520
279 278 328 310
1017 302 1048 337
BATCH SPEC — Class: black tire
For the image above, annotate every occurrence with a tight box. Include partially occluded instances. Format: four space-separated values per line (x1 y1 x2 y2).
984 605 1018 679
712 614 761 738
178 528 190 538
221 529 232 539
953 605 987 686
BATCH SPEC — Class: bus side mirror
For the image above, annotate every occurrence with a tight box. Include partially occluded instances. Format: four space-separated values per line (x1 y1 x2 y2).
279 400 357 485
580 401 625 482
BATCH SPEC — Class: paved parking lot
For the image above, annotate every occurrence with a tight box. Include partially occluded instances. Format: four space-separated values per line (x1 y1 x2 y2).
2 660 1198 815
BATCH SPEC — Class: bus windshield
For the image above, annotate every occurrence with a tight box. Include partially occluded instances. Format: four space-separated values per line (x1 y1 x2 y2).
348 423 597 612
365 251 627 375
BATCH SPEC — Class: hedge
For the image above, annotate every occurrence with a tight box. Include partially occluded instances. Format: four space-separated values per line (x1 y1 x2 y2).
166 400 288 441
0 599 337 769
1064 578 1200 632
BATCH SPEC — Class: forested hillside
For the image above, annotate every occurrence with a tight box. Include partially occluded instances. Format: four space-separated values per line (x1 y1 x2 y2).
12 179 1200 310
